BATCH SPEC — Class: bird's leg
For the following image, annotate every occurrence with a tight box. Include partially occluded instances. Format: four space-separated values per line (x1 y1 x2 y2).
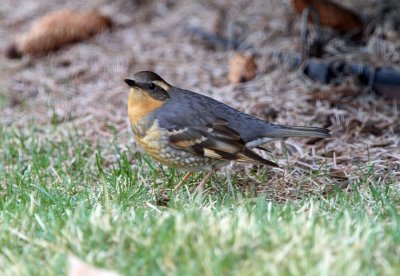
172 172 193 193
194 170 214 193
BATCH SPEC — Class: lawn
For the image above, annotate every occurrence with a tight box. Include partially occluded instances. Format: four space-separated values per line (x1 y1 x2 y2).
1 125 399 275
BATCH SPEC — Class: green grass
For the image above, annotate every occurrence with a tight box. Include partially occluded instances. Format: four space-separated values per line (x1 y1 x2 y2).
0 89 8 109
0 126 399 275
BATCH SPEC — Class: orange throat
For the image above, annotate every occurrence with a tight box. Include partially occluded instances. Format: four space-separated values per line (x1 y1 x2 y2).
128 89 164 126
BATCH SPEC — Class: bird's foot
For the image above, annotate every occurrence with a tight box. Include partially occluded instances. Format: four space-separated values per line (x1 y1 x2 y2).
194 170 214 193
172 172 193 194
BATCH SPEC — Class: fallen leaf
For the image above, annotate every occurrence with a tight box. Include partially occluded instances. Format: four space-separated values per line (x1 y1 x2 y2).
291 0 363 36
228 53 257 84
68 255 119 276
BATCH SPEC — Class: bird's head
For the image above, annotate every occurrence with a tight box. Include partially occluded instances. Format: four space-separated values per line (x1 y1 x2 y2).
124 71 170 102
125 71 172 125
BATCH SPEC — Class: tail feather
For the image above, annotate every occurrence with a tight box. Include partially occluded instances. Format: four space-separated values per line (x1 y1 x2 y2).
240 147 279 168
269 125 331 138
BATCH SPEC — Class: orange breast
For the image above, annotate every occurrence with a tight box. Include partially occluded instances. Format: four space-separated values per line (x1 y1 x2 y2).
128 88 164 126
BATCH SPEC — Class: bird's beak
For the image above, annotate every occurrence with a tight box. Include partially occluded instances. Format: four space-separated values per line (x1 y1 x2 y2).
124 79 138 88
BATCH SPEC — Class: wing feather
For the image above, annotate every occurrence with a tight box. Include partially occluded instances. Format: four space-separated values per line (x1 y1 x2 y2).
167 117 278 167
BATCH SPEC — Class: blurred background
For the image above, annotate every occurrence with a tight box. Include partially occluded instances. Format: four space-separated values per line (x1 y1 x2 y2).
1 0 399 185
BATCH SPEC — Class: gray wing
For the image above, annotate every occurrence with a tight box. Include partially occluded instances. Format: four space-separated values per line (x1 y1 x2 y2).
158 87 330 147
157 87 273 143
156 91 278 166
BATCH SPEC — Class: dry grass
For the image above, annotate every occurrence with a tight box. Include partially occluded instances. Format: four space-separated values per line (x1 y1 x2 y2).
0 0 399 196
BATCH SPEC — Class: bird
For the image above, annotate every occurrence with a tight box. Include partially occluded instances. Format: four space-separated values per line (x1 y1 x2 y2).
125 71 331 192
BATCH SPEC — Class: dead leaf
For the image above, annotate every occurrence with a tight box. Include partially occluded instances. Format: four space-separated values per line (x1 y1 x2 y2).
291 0 363 36
228 53 257 84
68 255 119 276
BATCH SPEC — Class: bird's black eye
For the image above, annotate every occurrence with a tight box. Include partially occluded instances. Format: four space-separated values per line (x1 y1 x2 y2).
149 83 156 90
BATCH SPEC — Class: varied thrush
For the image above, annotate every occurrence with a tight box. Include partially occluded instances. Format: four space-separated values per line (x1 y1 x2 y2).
125 71 331 192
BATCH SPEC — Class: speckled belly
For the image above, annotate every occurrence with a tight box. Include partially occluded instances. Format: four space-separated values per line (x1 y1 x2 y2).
134 120 220 171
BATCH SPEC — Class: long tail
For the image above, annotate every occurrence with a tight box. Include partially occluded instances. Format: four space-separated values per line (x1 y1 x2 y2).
245 125 331 149
270 125 331 138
